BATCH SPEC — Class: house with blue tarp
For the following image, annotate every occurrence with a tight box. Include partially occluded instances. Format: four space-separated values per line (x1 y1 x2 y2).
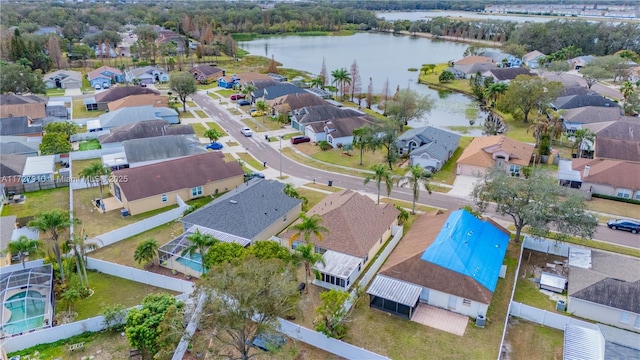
367 209 509 319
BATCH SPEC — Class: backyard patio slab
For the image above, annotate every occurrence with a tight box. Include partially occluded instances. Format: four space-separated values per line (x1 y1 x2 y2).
411 303 468 336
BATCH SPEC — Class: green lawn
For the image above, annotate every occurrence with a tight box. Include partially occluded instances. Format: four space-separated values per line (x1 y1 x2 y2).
237 152 264 170
59 271 179 320
186 100 196 107
206 122 227 136
226 141 239 147
191 122 207 136
72 99 104 119
1 187 69 219
587 197 640 220
8 331 132 360
282 148 371 178
179 110 194 119
72 159 101 178
216 89 235 97
380 198 439 213
431 136 472 185
505 319 563 360
46 88 66 96
302 183 343 193
194 110 208 118
78 139 101 151
296 188 330 210
418 63 474 95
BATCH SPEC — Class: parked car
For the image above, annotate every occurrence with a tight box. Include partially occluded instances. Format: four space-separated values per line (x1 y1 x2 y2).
230 94 246 100
237 99 251 106
244 172 265 181
291 135 311 144
251 110 265 117
240 127 253 137
102 82 110 89
205 142 223 150
94 84 101 90
607 219 640 234
251 332 285 352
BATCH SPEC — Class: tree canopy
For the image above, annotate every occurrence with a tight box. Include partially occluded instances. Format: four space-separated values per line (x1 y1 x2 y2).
497 75 563 123
385 88 434 131
169 72 197 113
0 62 45 94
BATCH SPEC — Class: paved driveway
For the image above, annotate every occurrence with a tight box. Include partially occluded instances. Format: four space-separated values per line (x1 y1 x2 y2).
448 175 479 199
64 88 82 96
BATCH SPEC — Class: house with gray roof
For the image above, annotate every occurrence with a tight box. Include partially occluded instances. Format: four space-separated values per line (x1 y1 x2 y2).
482 67 533 83
89 105 178 131
0 116 43 137
583 118 640 162
181 179 302 245
44 70 82 90
552 94 620 111
568 249 640 332
120 135 206 168
563 323 640 360
0 154 27 179
0 136 40 156
306 116 374 148
561 106 622 133
396 126 461 172
126 66 170 85
252 83 307 102
291 105 362 131
98 120 194 149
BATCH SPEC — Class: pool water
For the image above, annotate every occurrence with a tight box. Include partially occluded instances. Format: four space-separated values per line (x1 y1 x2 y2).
176 252 207 274
2 290 46 335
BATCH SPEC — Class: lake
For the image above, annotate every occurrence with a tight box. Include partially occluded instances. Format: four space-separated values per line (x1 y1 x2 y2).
238 32 488 130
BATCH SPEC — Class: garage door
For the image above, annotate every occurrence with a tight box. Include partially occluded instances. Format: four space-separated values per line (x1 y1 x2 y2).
65 82 80 89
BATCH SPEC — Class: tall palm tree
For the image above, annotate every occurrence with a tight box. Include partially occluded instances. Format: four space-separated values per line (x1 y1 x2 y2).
28 209 80 282
67 234 99 289
288 213 328 248
396 165 433 215
621 81 634 101
60 287 82 314
484 82 508 107
8 236 43 269
182 230 218 274
572 128 596 158
134 238 159 268
352 126 378 166
256 100 269 124
283 183 308 210
363 164 394 205
242 83 257 102
79 162 112 209
545 109 565 141
310 76 324 89
294 242 325 294
331 68 351 99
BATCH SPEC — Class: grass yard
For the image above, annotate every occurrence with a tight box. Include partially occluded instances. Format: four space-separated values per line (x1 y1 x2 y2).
206 122 227 136
89 221 184 268
343 243 519 360
282 148 371 178
190 122 207 136
380 197 439 213
216 89 236 97
447 125 483 134
194 110 208 118
1 187 69 219
72 159 100 178
296 188 329 210
59 271 180 320
186 100 196 107
78 139 101 151
226 141 239 147
504 319 563 360
46 88 66 96
73 188 178 239
431 136 472 185
587 197 640 220
7 331 132 360
418 63 473 95
237 152 264 170
72 99 104 119
180 110 195 119
302 183 342 193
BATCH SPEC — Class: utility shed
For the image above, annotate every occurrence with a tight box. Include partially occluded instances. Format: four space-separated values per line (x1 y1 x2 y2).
21 155 55 183
540 272 566 293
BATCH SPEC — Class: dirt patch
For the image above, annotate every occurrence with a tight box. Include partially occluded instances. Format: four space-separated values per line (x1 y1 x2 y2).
520 249 568 280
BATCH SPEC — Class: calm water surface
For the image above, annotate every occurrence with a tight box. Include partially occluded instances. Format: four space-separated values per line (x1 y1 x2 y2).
239 32 487 129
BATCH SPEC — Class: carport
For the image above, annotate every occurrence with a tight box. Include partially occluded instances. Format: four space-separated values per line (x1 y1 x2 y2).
367 275 421 319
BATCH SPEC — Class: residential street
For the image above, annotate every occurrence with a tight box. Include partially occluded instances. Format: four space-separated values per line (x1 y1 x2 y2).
191 91 640 250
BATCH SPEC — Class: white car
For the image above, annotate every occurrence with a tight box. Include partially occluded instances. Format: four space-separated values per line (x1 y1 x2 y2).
240 127 253 137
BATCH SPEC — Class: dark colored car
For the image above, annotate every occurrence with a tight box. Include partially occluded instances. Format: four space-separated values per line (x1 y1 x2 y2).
230 94 246 100
205 142 223 150
244 172 265 181
237 99 251 106
252 333 286 352
290 135 311 144
607 219 640 234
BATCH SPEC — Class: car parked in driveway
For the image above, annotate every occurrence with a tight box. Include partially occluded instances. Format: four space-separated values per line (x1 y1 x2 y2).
290 135 311 144
237 99 251 106
240 127 253 137
230 94 246 100
607 219 640 234
244 172 265 181
250 110 265 117
205 142 223 150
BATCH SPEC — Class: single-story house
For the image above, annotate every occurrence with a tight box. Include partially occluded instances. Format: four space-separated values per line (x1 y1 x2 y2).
181 179 303 245
217 72 272 89
290 105 362 131
560 106 622 133
44 70 82 89
396 126 461 173
87 65 124 88
453 56 497 78
268 93 328 115
126 66 169 84
84 86 160 111
253 83 307 102
98 120 195 149
21 155 55 184
523 50 546 69
582 117 640 162
482 67 533 83
568 55 596 70
0 116 42 137
456 135 534 177
568 248 640 332
0 136 41 156
0 154 27 182
0 94 46 119
551 94 620 111
479 51 521 67
304 87 333 99
563 158 640 200
107 94 169 112
116 134 206 169
563 323 640 360
367 209 509 319
280 189 400 291
88 105 178 132
109 152 244 216
190 64 225 84
305 116 374 147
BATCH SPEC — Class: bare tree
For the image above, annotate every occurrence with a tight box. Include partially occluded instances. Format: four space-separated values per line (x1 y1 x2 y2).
319 57 328 87
366 77 373 109
381 77 390 115
349 60 362 102
47 36 67 70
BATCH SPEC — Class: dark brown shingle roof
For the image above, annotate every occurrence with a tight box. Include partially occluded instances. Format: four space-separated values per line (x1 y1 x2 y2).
98 120 194 144
94 86 160 103
113 152 244 201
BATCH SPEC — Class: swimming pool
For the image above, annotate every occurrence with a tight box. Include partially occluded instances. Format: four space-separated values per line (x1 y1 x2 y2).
176 252 207 274
2 290 46 335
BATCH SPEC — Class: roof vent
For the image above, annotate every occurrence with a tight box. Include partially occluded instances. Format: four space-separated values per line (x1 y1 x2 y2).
229 200 237 204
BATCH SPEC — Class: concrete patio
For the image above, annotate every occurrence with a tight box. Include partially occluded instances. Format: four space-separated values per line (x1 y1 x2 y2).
411 303 469 336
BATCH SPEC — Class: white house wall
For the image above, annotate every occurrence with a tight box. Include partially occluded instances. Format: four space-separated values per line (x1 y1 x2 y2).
582 182 616 197
420 287 488 318
329 135 354 148
568 296 640 332
411 157 441 171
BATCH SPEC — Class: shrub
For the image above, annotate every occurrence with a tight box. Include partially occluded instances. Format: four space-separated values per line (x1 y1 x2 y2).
318 140 331 151
591 193 640 205
439 70 455 83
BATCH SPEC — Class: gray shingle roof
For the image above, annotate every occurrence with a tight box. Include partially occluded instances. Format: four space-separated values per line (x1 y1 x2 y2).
397 126 461 162
486 67 533 81
254 83 307 100
93 86 160 103
553 94 619 110
0 116 42 136
0 154 27 177
0 136 40 155
0 215 17 252
98 105 177 129
99 120 194 144
123 134 206 164
562 106 622 125
597 324 640 360
0 94 46 105
181 179 302 240
293 105 362 125
572 278 640 314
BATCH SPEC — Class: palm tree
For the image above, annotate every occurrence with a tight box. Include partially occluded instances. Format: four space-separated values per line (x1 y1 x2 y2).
256 100 269 124
352 126 378 166
621 81 634 101
182 230 218 274
60 286 82 314
288 213 328 248
546 109 565 141
310 76 324 89
134 238 159 268
331 68 351 99
294 242 325 294
363 164 394 205
395 205 409 225
572 128 596 158
28 209 80 282
484 82 508 107
242 83 257 102
79 162 112 210
69 233 100 289
396 165 433 215
283 183 308 210
8 236 43 269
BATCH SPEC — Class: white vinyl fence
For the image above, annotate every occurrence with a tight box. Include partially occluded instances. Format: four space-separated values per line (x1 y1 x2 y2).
523 235 570 257
69 147 122 161
509 301 598 331
70 130 109 142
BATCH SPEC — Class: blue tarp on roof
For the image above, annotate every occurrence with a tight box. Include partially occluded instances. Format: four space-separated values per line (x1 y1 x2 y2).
421 209 509 292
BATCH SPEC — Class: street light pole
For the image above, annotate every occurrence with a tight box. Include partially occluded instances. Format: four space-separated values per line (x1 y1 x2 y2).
279 136 283 178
